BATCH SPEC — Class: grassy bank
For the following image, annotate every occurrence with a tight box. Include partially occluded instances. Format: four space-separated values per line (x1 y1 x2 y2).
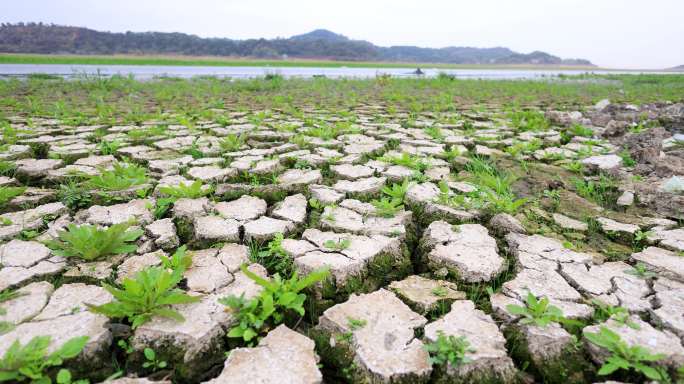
0 53 605 70
1 74 683 127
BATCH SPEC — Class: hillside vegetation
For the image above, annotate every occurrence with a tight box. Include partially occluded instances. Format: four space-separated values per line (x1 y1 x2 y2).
0 22 593 66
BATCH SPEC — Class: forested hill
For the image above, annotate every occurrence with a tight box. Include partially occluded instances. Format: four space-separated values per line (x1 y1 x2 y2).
0 23 594 66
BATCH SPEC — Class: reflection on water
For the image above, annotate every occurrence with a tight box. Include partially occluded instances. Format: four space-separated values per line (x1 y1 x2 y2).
0 64 670 80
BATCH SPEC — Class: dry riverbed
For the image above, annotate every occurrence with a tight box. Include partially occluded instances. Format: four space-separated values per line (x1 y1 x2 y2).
0 79 682 383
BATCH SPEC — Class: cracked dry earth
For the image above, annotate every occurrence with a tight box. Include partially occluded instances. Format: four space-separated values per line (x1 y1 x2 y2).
0 99 683 384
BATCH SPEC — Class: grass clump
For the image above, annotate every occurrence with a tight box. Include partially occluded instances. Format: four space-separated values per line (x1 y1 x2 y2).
57 181 92 210
618 150 636 167
142 347 167 371
444 156 527 215
0 186 26 207
0 335 88 383
0 289 23 334
569 124 594 138
370 179 411 218
571 174 618 207
249 233 292 276
88 264 199 329
378 152 429 172
88 161 148 191
371 197 403 218
324 238 351 251
585 326 670 382
509 109 549 132
304 123 343 141
97 139 122 156
624 262 657 279
424 331 474 367
591 300 640 329
0 161 17 177
157 180 212 199
220 264 329 344
219 133 247 152
45 221 143 261
506 291 578 328
158 245 193 271
381 178 411 201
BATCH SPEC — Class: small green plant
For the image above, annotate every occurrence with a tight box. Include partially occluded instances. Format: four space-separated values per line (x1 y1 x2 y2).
431 286 448 297
591 300 639 329
347 317 367 330
564 160 584 174
371 197 403 218
506 291 574 327
0 289 22 315
0 161 17 177
0 335 88 383
0 186 26 207
46 222 143 261
293 159 312 170
20 230 39 241
97 140 122 156
142 348 167 371
505 139 543 158
324 238 351 251
183 139 204 159
88 162 148 191
0 289 23 335
57 182 92 210
308 198 322 210
424 126 444 141
55 368 88 384
509 109 550 132
116 339 134 355
424 331 474 367
572 174 617 206
322 206 336 222
378 152 429 172
250 233 292 276
304 123 342 141
543 189 561 210
618 150 636 167
585 326 669 382
628 123 647 134
220 264 329 343
289 134 308 147
482 189 527 214
624 262 657 279
435 180 456 206
569 124 594 138
381 179 411 202
220 133 247 152
88 265 199 328
632 230 653 249
158 246 193 271
157 180 212 199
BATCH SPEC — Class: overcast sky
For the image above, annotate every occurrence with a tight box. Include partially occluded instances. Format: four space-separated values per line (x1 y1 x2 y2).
3 0 682 69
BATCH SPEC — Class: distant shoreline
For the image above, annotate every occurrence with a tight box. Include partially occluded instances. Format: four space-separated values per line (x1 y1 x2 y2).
0 53 618 71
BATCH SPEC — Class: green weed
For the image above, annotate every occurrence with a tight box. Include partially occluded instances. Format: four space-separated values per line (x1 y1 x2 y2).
45 221 143 261
88 265 199 328
585 326 670 382
424 331 474 367
220 264 329 344
0 335 88 383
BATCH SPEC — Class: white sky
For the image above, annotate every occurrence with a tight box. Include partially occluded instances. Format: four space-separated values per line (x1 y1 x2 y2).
3 0 683 69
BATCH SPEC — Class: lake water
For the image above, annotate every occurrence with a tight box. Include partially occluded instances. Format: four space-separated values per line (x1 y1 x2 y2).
0 63 672 80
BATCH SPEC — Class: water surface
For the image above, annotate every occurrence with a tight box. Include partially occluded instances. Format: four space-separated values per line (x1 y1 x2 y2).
0 63 672 80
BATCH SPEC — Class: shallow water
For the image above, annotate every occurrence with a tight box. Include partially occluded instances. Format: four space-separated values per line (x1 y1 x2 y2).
0 63 673 80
